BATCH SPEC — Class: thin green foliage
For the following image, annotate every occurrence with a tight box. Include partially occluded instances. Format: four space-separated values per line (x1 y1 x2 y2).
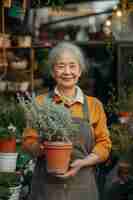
18 93 79 142
0 96 26 139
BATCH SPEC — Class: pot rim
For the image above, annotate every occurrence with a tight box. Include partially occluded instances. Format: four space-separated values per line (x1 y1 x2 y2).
44 141 72 149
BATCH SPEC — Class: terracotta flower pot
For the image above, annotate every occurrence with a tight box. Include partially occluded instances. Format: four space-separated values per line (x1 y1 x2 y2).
0 137 16 153
118 112 130 124
118 112 130 117
44 142 72 175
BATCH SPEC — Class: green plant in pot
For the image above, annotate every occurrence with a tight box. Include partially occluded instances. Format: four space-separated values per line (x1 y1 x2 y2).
18 94 80 174
0 123 19 172
0 95 26 153
0 125 16 153
0 172 22 200
105 86 133 125
117 87 133 116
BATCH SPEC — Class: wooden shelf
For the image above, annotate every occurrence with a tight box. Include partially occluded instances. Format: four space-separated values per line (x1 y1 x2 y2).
0 46 32 49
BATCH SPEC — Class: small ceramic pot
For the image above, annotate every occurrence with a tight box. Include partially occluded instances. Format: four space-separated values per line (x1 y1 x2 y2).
10 60 28 70
18 36 31 47
19 81 29 92
0 34 11 48
0 81 7 92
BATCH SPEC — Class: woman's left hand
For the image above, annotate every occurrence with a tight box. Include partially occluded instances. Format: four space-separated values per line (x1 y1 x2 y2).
57 159 84 178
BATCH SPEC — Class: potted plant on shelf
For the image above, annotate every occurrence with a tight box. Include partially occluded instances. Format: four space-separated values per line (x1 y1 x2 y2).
105 86 133 125
0 125 16 153
0 124 19 172
0 95 26 172
0 95 26 152
0 172 22 200
18 94 80 174
110 123 133 159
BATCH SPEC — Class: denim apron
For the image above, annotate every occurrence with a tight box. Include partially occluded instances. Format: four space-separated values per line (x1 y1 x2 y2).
28 94 99 200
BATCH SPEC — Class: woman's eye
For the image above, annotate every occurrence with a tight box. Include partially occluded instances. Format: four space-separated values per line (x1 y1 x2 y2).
55 63 77 70
70 64 76 68
56 64 65 68
59 65 65 68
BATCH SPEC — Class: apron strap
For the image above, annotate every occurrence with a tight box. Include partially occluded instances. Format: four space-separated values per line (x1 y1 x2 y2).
82 94 91 123
82 94 95 150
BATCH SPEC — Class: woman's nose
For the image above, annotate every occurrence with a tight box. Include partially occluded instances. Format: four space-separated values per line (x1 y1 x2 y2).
64 65 71 73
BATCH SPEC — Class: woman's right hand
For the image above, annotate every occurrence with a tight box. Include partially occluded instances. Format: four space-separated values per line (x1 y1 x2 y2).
29 141 44 157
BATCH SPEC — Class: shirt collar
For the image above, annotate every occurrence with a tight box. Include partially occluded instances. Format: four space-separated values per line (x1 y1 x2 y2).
54 86 84 105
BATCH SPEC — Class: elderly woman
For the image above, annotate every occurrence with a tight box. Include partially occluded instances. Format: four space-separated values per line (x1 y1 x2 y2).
22 41 112 200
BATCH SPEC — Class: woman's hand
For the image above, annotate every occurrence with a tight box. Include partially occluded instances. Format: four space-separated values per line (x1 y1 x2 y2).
30 142 46 157
56 159 85 178
56 153 101 178
28 141 41 157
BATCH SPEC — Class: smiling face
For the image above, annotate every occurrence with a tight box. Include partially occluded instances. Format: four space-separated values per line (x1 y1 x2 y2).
52 51 81 92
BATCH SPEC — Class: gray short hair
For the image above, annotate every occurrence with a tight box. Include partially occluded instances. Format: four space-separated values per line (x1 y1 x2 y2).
48 41 87 73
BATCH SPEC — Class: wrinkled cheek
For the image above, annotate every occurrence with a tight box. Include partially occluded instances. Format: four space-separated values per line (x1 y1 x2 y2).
52 73 61 82
51 70 61 79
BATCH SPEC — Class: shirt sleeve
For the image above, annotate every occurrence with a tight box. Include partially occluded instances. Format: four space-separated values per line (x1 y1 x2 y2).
90 98 112 162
